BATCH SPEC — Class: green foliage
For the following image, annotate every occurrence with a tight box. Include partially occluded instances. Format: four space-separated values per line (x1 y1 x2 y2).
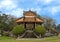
0 14 17 31
56 24 60 33
2 32 9 36
43 16 56 29
35 25 46 35
12 25 25 36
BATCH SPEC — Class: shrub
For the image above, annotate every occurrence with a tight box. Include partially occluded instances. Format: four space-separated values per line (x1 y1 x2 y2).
34 25 46 35
12 25 25 36
2 32 9 36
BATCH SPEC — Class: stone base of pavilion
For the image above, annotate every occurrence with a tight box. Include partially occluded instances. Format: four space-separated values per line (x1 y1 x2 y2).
17 30 41 38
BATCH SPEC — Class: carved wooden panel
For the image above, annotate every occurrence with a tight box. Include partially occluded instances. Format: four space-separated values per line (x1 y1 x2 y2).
25 23 34 30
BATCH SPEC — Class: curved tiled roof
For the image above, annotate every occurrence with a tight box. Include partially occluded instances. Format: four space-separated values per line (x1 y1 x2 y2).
16 10 44 23
16 17 43 23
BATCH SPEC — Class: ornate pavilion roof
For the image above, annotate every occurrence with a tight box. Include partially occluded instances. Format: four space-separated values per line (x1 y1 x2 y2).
16 10 44 23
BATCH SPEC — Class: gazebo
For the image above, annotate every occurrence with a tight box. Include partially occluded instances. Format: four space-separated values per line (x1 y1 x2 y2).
16 10 44 38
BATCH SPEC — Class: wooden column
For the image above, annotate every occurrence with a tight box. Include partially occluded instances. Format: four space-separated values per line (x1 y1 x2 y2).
24 22 26 29
34 23 35 30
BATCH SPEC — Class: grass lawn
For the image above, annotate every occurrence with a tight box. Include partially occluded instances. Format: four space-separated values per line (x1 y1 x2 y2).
0 35 60 42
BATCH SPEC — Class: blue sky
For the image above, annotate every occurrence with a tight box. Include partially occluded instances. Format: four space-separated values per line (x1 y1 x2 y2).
0 0 60 24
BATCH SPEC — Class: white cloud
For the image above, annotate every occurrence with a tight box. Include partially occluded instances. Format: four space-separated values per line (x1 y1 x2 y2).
30 7 41 13
10 7 41 17
51 7 58 15
11 8 24 17
37 0 53 4
0 0 60 17
0 0 17 10
0 0 24 17
51 6 60 15
44 6 60 15
36 0 60 5
1 0 13 6
4 8 24 17
22 7 41 14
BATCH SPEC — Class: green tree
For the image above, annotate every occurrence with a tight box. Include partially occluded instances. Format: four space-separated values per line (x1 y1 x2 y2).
43 16 56 30
56 24 60 33
43 16 59 36
12 25 25 36
0 14 8 35
35 25 46 37
7 15 17 31
0 13 17 36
